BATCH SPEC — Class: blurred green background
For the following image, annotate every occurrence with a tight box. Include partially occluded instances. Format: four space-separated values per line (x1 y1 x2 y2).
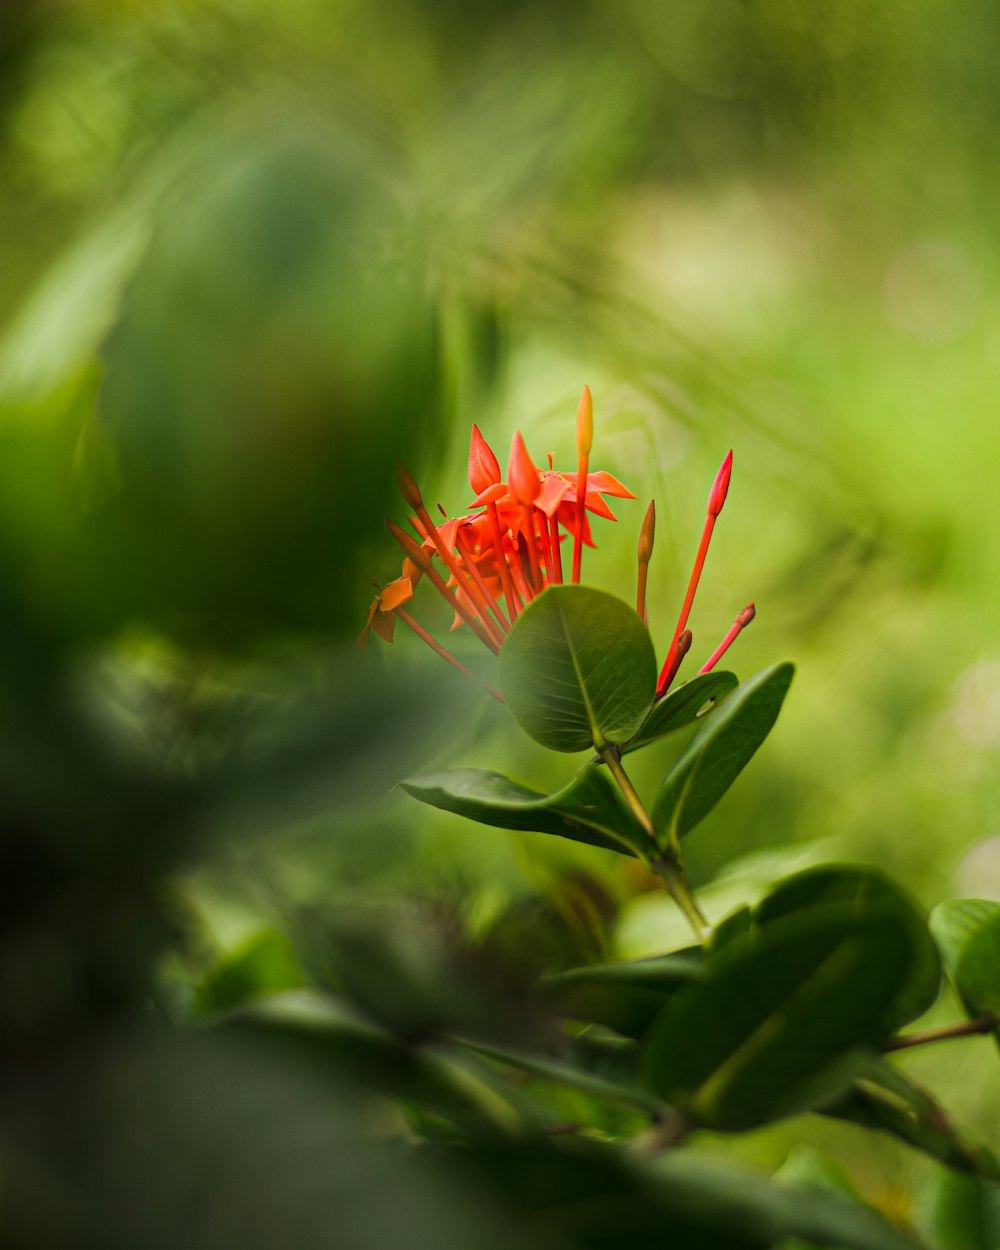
3 0 1000 1243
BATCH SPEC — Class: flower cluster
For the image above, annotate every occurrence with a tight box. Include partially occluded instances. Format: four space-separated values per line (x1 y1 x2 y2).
363 388 754 700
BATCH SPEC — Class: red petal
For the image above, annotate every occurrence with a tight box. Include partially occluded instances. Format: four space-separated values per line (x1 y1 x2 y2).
535 473 572 517
585 470 635 499
468 424 502 494
507 431 541 506
470 482 510 508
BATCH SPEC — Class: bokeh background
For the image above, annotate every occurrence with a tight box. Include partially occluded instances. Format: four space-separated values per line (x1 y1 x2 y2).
3 0 1000 1243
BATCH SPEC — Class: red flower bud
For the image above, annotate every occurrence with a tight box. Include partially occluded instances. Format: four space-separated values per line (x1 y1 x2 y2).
707 450 733 518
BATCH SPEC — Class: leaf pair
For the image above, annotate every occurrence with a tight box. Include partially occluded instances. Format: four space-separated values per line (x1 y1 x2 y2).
408 586 792 857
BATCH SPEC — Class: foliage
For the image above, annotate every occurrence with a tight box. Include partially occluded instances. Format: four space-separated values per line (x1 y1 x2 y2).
4 2 1000 1247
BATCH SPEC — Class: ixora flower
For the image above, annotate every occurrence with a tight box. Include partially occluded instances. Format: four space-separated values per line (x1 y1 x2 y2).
361 387 754 701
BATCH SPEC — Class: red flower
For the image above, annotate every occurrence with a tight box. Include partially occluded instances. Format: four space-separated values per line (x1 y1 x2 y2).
366 389 754 703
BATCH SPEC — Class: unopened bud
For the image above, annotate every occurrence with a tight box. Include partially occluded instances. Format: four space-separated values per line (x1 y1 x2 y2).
707 450 733 518
576 385 594 457
396 464 423 509
677 628 693 659
637 500 656 563
736 603 755 628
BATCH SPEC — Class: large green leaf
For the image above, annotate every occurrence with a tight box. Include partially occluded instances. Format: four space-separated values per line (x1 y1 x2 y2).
652 662 794 848
639 903 916 1131
931 900 1000 1018
401 764 651 857
823 1059 1000 1179
541 953 703 1038
497 585 656 752
755 866 941 1029
621 670 739 755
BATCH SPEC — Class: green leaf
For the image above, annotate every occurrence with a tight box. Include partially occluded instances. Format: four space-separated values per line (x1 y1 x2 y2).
460 1037 662 1113
707 905 754 954
756 866 941 1029
401 764 651 857
645 1154 925 1250
497 585 656 752
652 662 794 847
541 953 703 1038
931 900 1000 1019
620 670 739 754
915 1169 1000 1250
639 904 916 1131
822 1059 1000 1180
930 899 997 978
189 929 305 1019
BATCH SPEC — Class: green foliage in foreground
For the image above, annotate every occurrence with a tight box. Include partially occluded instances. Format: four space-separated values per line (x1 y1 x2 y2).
389 586 1000 1249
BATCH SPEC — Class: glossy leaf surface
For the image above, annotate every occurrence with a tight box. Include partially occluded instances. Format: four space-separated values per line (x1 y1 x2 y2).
497 585 656 752
652 662 794 847
401 764 651 856
620 670 739 755
640 903 916 1130
756 865 941 1029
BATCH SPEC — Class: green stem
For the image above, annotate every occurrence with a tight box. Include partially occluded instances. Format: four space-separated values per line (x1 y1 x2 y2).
599 744 655 840
598 745 710 945
884 1013 997 1052
651 853 711 945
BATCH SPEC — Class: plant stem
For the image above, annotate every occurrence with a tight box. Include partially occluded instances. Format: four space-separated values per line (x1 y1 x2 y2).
884 1014 997 1052
599 745 655 839
598 745 710 945
651 854 711 945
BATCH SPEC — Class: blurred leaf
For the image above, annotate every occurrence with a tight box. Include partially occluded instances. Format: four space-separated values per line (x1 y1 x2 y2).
461 1036 662 1113
707 905 754 954
652 663 794 848
401 763 650 857
95 123 441 639
756 866 941 1029
541 952 703 1038
914 1169 1000 1250
312 908 542 1047
931 900 1000 1019
772 1146 871 1250
621 670 739 755
497 585 656 753
930 900 997 976
448 1143 924 1250
822 1059 1000 1180
639 903 917 1131
774 1144 865 1199
189 929 305 1019
9 1027 521 1250
226 993 529 1138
